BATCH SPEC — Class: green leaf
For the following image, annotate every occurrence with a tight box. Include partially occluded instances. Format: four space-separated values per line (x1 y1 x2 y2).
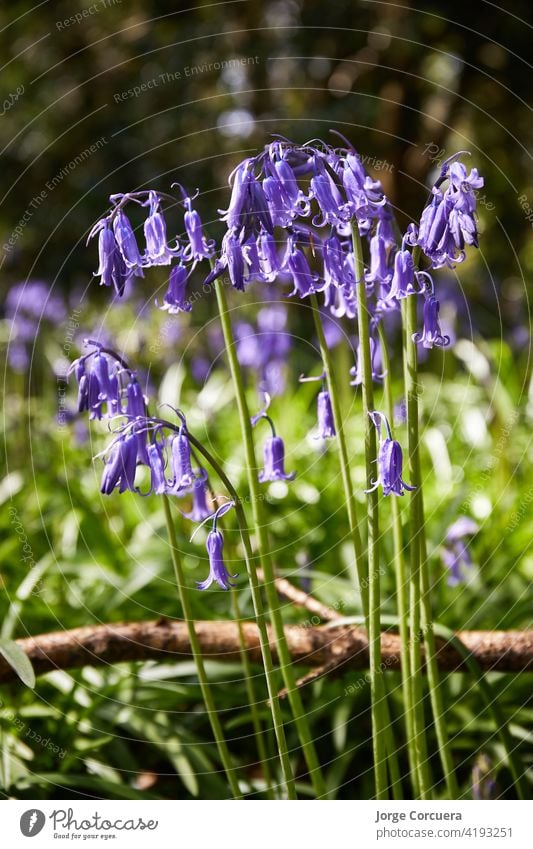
0 639 35 689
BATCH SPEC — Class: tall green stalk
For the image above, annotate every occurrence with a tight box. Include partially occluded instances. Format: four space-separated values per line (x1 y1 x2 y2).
382 682 404 800
351 224 388 799
185 430 296 799
377 320 419 797
213 278 326 798
402 269 459 797
418 558 459 797
162 495 242 799
401 291 432 799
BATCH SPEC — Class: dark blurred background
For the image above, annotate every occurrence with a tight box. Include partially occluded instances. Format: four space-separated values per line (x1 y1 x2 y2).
0 0 531 337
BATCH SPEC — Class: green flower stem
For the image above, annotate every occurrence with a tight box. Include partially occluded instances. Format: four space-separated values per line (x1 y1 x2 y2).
213 278 326 799
401 288 432 799
400 267 458 797
382 683 404 800
231 586 276 799
162 494 242 799
185 431 296 799
351 225 388 800
418 557 459 797
377 320 420 797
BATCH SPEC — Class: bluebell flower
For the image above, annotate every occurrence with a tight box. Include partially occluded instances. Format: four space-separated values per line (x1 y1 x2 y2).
100 433 138 494
366 228 393 296
196 501 238 591
224 231 247 291
284 235 319 298
310 165 351 229
340 151 386 232
254 231 280 281
322 235 356 302
89 220 133 296
271 155 301 206
205 229 246 291
317 390 336 439
183 470 214 522
197 529 237 591
125 377 146 419
447 161 484 207
158 264 191 313
259 436 295 482
220 160 273 237
323 277 357 318
385 248 423 301
112 209 145 273
247 179 274 236
251 396 295 482
366 411 414 496
441 517 478 586
143 191 181 265
167 428 195 492
93 222 117 288
220 159 254 231
146 439 167 495
263 146 309 223
91 351 115 402
417 191 458 268
299 372 337 440
240 235 265 284
76 369 103 420
413 294 450 349
183 196 215 263
263 174 294 228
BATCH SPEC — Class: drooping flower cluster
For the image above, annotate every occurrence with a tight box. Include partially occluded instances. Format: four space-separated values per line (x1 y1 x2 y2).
97 415 213 509
88 140 482 370
88 187 213 304
68 342 242 589
203 137 394 313
68 345 148 477
415 154 484 269
68 341 147 423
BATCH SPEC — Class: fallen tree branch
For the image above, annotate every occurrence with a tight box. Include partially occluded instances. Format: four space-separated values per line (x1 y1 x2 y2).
0 619 531 685
257 569 342 622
